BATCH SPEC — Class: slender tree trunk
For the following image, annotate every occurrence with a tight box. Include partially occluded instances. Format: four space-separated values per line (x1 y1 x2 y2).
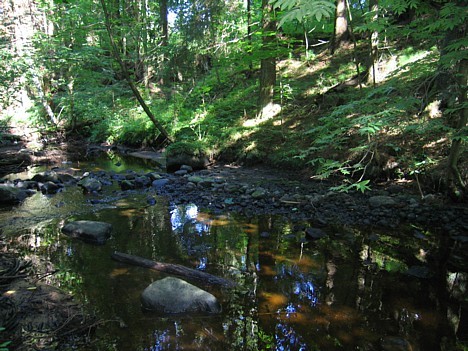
367 0 379 86
32 74 58 125
330 0 349 54
439 11 467 200
99 0 172 143
446 57 467 199
247 0 253 74
3 0 57 122
159 0 169 47
258 0 277 117
158 0 169 85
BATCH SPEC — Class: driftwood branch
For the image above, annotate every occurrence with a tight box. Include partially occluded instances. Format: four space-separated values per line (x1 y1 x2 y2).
111 251 237 288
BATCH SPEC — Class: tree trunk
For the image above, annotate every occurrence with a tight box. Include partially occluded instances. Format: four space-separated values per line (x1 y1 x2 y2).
156 0 169 85
446 57 467 200
31 74 58 125
159 0 169 47
439 11 467 200
111 251 237 288
2 0 56 122
367 0 379 86
247 0 254 74
258 0 277 117
330 0 349 54
99 0 172 143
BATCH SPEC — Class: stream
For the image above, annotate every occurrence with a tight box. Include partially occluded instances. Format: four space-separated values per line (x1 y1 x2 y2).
0 152 466 351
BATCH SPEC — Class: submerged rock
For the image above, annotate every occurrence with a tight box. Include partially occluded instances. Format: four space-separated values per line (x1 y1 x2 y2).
251 187 267 199
31 171 60 183
77 177 102 193
404 265 433 279
140 277 221 314
62 220 112 244
152 178 169 189
40 181 62 194
147 172 163 181
305 227 327 240
57 172 77 184
119 179 135 190
381 336 413 351
134 176 151 188
0 185 34 204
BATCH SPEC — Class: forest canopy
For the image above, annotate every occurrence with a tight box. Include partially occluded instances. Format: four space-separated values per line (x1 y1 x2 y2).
0 0 466 198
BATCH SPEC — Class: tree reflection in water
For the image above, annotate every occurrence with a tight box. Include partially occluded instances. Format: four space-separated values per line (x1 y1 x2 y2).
275 322 307 351
9 197 465 350
146 328 170 351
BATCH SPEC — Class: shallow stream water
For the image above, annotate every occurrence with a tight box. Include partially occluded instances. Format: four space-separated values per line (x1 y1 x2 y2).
1 154 466 350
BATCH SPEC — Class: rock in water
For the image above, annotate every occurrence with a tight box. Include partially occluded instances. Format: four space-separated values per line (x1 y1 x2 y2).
305 227 327 240
77 177 102 193
0 185 33 204
62 220 112 244
381 336 413 351
141 277 221 314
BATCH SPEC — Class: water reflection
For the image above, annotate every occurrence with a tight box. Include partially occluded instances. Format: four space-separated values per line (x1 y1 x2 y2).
275 322 307 351
2 176 466 350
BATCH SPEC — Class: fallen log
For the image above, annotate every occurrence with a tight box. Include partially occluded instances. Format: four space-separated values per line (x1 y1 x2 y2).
111 251 237 288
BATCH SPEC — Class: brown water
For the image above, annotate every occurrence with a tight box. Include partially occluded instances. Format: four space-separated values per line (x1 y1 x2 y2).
1 156 466 350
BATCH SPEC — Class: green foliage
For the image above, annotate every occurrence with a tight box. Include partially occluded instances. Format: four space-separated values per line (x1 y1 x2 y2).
0 327 11 351
257 329 275 349
166 141 208 158
294 46 446 190
408 156 437 176
330 179 371 193
385 0 423 15
0 49 24 110
271 0 335 26
2 0 464 195
0 341 11 351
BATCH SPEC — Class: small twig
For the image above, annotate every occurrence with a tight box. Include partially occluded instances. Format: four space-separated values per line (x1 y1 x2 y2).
415 173 424 199
33 270 59 283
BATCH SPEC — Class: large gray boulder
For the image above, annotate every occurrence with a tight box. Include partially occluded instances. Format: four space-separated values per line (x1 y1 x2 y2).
141 277 221 314
61 220 112 244
0 185 33 204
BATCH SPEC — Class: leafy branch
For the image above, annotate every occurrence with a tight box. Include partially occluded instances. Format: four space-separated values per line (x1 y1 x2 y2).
270 0 335 26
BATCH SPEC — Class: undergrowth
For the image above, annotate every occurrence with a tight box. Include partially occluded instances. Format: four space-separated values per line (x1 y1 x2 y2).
15 42 463 194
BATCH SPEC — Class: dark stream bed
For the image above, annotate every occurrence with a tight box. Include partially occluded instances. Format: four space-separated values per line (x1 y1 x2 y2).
1 153 467 351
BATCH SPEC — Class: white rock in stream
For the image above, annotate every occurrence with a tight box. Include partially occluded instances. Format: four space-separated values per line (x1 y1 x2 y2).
141 277 221 314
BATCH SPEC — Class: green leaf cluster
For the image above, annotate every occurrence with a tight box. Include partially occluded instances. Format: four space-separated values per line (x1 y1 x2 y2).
271 0 335 25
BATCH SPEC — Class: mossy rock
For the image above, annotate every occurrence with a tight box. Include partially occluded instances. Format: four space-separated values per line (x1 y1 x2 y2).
166 141 209 172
